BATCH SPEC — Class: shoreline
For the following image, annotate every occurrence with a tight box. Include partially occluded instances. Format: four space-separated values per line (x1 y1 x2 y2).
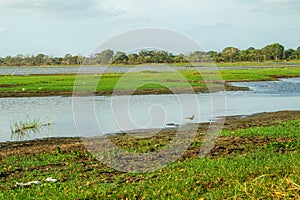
1 110 300 156
2 110 300 198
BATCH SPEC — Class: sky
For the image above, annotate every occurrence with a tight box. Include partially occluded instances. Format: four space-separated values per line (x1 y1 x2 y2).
0 0 300 56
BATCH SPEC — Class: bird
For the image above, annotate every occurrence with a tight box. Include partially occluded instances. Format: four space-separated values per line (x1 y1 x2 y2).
185 115 195 121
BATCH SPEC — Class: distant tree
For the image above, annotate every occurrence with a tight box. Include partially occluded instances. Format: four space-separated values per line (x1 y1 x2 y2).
4 56 13 66
113 51 128 64
206 51 219 62
284 49 296 60
221 47 240 62
94 49 114 64
34 54 47 65
186 51 208 62
174 54 186 63
295 47 300 59
156 51 174 63
1 43 300 67
52 57 62 65
138 50 152 63
0 57 4 65
63 53 73 65
236 50 248 62
76 55 86 65
127 53 139 64
14 54 25 66
23 55 35 66
261 43 284 61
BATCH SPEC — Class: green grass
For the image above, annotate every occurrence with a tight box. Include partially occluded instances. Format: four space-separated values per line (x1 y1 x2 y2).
220 67 300 81
1 119 300 199
222 120 300 138
0 67 300 96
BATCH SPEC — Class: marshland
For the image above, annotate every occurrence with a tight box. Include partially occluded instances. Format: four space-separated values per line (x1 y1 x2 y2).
0 59 300 199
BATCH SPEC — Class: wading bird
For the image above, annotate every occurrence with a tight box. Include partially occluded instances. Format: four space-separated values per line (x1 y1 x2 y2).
185 115 195 121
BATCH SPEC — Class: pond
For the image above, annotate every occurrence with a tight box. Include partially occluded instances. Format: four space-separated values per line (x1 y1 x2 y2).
0 78 299 142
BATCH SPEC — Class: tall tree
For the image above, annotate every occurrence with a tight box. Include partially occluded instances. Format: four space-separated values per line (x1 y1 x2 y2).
284 49 295 60
113 51 128 64
95 49 114 64
221 47 240 62
262 43 284 61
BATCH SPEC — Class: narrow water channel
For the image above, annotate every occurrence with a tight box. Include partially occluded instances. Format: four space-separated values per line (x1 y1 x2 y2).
0 78 299 142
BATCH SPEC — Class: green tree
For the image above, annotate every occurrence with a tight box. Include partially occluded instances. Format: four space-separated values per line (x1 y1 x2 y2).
174 54 186 63
95 49 114 64
207 51 220 62
186 51 208 62
295 47 300 59
34 54 47 65
128 53 138 64
113 51 128 64
261 43 284 61
63 53 73 65
221 47 240 62
236 50 248 62
284 49 295 60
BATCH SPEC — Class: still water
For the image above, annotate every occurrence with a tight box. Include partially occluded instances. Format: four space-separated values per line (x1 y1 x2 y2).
0 78 299 142
0 65 186 75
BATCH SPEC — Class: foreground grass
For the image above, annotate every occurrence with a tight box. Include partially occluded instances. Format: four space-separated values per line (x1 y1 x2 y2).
0 67 300 96
1 120 300 199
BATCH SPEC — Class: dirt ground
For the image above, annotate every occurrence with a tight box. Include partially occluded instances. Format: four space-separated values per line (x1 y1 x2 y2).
1 110 299 159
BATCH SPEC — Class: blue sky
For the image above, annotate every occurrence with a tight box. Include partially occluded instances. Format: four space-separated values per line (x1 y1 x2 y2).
0 0 300 56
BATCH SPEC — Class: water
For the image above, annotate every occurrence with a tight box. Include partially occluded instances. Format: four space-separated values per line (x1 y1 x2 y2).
1 65 299 75
0 78 299 142
0 65 186 75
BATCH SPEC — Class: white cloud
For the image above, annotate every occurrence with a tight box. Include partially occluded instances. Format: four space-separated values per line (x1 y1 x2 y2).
0 0 299 55
0 27 4 32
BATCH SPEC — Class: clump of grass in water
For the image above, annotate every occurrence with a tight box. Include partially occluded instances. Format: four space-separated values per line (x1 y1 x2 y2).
10 116 53 140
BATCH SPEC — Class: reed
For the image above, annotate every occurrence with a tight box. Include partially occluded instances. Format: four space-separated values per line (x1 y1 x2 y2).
10 116 52 140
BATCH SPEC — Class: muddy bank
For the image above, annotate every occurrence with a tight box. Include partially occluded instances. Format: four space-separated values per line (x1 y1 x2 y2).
1 110 299 159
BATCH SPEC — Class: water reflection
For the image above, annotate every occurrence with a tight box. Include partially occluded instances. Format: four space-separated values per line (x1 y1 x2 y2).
0 78 299 142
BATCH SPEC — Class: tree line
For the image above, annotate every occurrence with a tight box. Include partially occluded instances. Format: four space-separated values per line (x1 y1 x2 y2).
1 43 300 66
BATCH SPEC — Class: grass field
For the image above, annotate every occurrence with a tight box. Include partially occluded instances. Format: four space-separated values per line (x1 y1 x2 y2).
0 67 299 97
1 115 300 199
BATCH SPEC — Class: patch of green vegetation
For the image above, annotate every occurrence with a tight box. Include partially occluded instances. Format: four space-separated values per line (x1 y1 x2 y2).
0 67 299 96
1 145 300 199
2 119 300 199
0 75 76 93
267 141 300 152
222 120 300 138
220 67 300 81
10 116 52 141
